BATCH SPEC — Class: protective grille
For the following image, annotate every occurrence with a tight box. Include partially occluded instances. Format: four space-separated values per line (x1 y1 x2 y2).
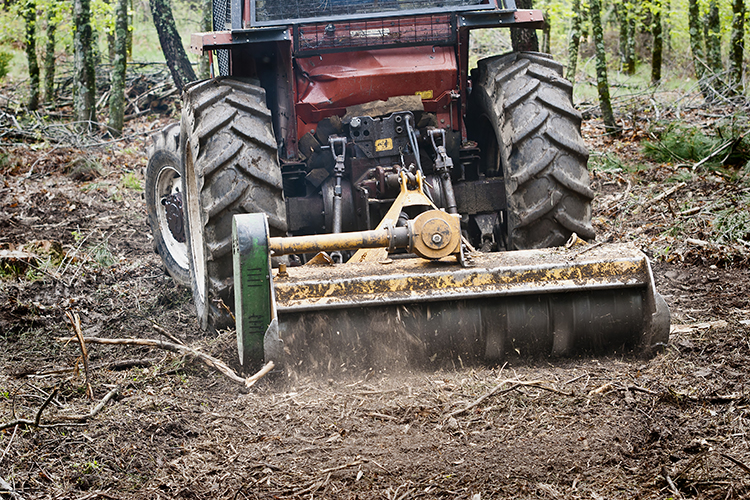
295 15 455 53
255 0 485 23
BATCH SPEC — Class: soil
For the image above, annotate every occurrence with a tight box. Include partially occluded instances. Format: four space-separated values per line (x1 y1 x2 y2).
2 111 750 500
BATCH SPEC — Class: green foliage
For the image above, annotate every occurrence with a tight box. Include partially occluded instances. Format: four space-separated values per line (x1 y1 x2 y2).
88 240 116 267
0 51 12 80
644 120 750 170
643 124 717 163
589 152 646 173
120 172 142 191
67 156 103 181
715 193 750 244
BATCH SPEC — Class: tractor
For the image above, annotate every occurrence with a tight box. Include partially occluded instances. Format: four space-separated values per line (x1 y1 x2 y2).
145 0 670 371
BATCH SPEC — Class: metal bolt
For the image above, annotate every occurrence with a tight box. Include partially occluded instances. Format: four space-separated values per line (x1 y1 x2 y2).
432 233 443 244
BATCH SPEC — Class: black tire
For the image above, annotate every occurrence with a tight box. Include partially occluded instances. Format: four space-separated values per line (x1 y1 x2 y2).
145 123 191 286
469 52 595 249
181 78 287 332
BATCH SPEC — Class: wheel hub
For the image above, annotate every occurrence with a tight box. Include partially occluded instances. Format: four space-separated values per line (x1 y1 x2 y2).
162 192 185 243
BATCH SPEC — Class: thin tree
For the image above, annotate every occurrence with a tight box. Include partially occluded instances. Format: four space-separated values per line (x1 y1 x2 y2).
43 1 56 103
199 0 212 79
614 0 628 68
541 10 551 54
589 0 618 133
24 0 39 110
566 0 583 82
108 0 128 135
74 0 97 127
625 2 636 75
704 0 722 75
511 0 540 52
729 0 744 93
651 0 663 84
150 0 196 90
687 0 711 100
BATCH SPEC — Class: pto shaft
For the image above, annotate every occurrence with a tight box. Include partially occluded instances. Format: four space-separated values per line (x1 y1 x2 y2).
269 226 410 256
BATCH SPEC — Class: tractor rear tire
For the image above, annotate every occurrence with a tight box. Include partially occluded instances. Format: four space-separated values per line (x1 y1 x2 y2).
145 123 190 286
469 52 594 249
181 78 287 332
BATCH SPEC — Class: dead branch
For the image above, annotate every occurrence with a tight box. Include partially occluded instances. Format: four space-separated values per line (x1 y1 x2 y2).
15 358 157 377
57 336 273 388
66 311 93 399
0 386 120 431
246 361 275 388
445 379 572 420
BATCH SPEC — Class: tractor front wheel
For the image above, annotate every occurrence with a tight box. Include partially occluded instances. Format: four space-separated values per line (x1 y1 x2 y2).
181 78 287 332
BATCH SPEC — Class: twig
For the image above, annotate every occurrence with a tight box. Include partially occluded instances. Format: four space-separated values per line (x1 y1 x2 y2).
367 412 399 421
152 323 184 345
55 385 121 421
662 466 683 499
0 476 26 500
66 311 93 400
294 472 332 496
320 459 365 474
651 182 686 205
720 453 750 476
0 386 120 431
16 358 157 377
445 379 571 420
57 336 273 388
0 387 58 431
0 422 18 465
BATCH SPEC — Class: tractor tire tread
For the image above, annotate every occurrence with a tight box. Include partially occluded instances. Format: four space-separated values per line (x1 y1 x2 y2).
473 51 593 249
182 78 287 332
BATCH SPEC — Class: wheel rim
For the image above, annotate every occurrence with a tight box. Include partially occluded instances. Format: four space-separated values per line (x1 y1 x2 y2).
184 146 208 318
155 165 189 270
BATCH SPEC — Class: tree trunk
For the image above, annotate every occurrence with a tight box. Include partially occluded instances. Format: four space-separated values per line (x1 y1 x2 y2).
24 0 39 111
590 0 618 133
108 0 127 136
541 10 551 54
687 0 711 99
127 0 133 59
729 0 745 93
74 0 97 127
614 0 628 68
199 0 212 79
566 0 582 82
625 2 636 75
651 0 662 84
705 0 722 74
149 0 196 90
511 0 539 52
43 3 56 103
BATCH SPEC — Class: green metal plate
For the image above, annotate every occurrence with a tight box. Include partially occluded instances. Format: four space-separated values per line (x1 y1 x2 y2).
232 213 273 367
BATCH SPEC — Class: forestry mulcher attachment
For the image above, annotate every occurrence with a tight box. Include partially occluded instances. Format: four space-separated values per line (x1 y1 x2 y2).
146 0 670 371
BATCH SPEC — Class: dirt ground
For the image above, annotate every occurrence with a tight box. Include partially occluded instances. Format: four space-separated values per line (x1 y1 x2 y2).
2 107 750 500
